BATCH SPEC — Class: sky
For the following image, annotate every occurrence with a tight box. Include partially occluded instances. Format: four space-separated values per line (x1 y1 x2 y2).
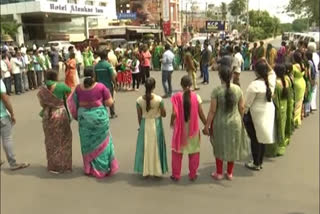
183 0 295 23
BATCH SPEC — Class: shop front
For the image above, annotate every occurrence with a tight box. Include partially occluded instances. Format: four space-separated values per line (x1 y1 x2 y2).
0 0 116 45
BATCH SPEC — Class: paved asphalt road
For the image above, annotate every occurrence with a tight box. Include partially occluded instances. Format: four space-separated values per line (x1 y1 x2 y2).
1 69 319 214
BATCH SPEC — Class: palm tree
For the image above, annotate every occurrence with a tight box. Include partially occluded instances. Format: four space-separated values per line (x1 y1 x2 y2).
228 0 247 24
221 2 227 21
0 16 21 39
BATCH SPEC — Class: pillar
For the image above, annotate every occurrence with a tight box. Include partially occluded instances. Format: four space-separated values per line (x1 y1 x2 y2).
84 16 89 39
13 14 24 46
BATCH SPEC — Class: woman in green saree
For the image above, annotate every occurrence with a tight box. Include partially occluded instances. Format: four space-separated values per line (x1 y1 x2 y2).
285 63 295 145
266 64 289 157
152 42 164 71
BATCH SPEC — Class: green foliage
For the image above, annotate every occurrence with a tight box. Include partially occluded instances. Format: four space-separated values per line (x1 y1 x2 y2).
0 16 21 39
292 18 309 32
206 11 219 20
220 2 228 21
249 27 265 41
248 10 280 42
280 23 293 33
228 0 247 17
286 0 319 26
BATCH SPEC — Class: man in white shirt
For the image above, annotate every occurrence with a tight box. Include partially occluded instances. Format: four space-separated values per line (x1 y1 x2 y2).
10 51 23 95
0 51 12 95
20 44 27 55
232 46 244 86
161 44 175 98
308 42 320 111
20 52 29 92
75 47 83 77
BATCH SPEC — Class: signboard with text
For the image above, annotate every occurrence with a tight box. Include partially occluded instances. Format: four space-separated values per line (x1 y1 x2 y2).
117 13 137 20
206 21 226 31
40 2 116 18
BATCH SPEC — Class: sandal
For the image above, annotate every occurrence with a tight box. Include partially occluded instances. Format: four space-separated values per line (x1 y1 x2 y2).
10 162 30 171
170 175 179 182
211 172 223 180
225 172 233 181
189 175 198 181
49 170 61 174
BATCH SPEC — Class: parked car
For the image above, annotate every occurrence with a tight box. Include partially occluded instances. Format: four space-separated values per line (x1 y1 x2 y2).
189 36 208 47
45 41 75 52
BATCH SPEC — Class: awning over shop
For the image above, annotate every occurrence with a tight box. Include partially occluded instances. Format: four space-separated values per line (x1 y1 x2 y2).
127 28 162 34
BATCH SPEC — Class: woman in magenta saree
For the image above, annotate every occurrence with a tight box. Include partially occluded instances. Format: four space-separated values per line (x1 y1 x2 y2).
68 68 119 178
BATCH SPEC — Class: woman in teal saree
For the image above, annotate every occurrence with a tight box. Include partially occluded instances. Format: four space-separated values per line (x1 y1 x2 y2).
68 68 118 178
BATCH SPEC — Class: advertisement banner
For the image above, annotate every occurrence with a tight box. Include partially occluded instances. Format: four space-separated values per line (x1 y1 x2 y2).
163 21 171 36
206 21 226 31
117 0 161 26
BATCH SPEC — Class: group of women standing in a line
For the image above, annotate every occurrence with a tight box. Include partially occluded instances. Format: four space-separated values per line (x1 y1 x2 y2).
37 49 317 180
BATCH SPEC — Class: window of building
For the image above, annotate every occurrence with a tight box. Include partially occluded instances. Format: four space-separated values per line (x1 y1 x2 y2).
99 2 107 7
85 0 93 5
68 0 77 4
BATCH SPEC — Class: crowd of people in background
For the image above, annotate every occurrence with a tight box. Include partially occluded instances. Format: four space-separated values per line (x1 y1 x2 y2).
0 36 319 182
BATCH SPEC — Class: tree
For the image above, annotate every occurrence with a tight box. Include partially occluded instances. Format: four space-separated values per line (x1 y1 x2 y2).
248 10 281 41
0 16 21 39
220 2 227 21
280 23 293 33
286 0 319 26
292 18 309 32
228 0 247 24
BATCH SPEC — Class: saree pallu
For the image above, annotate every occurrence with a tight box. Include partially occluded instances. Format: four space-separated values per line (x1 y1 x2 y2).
293 68 306 127
37 87 72 172
265 84 288 157
285 76 295 144
78 106 119 178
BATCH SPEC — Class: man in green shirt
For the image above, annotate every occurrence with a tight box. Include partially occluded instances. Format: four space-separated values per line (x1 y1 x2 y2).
0 78 30 170
94 50 117 118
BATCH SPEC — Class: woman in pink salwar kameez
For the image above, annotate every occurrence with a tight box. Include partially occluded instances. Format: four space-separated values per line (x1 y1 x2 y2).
170 75 206 181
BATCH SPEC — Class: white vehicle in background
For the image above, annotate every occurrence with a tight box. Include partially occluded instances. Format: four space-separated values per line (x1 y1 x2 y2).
189 36 208 47
45 41 75 52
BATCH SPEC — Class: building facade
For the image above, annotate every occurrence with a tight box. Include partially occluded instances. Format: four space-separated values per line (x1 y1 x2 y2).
114 0 181 43
1 0 116 45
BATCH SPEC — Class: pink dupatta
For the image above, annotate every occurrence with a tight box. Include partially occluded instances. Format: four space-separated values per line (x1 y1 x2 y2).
171 91 199 152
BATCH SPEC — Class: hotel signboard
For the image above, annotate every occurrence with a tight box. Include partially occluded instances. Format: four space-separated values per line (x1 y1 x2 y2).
41 2 109 16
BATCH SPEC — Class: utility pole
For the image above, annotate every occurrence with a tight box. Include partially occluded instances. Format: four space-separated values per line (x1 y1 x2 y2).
186 2 188 34
206 2 208 40
247 0 249 41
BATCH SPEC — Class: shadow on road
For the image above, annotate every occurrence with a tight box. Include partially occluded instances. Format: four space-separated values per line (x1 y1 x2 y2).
1 164 84 179
1 162 255 186
93 161 254 188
